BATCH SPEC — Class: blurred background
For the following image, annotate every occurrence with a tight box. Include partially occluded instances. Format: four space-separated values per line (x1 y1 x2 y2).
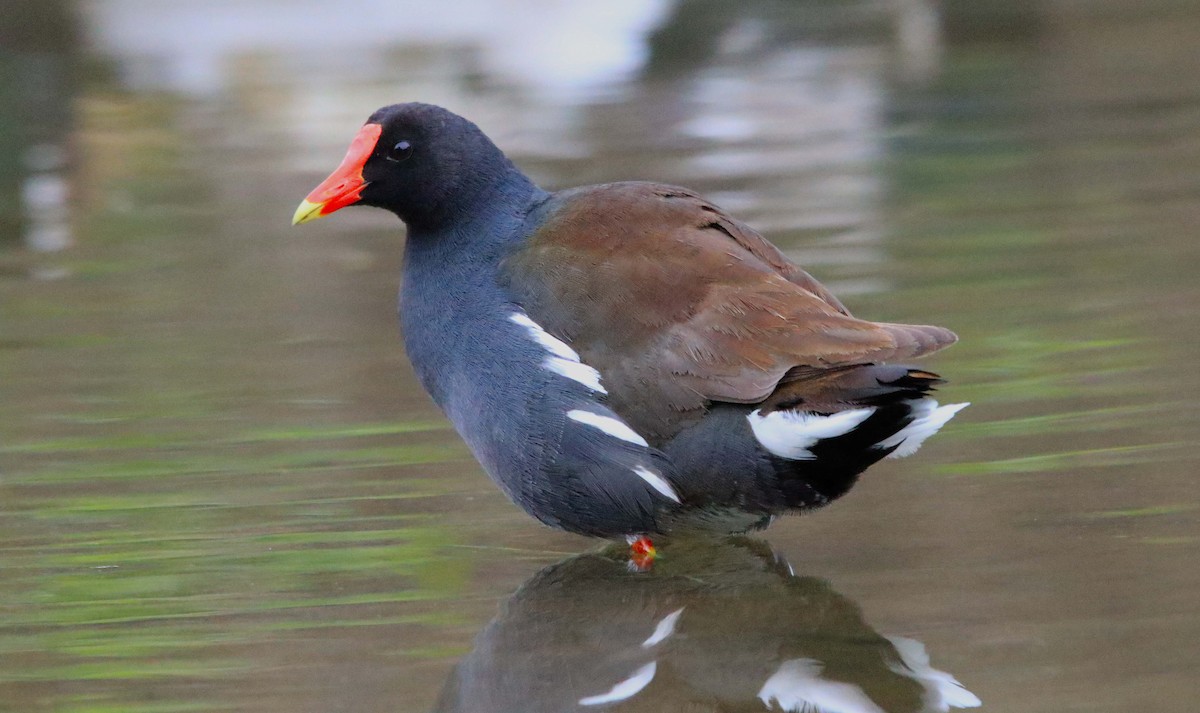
2 0 1199 711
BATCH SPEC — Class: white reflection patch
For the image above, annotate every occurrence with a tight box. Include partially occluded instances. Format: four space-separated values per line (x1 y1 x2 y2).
579 661 657 706
886 636 981 711
642 607 685 648
758 658 884 713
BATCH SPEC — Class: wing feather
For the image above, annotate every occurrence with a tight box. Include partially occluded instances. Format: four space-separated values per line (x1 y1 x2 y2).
503 182 956 442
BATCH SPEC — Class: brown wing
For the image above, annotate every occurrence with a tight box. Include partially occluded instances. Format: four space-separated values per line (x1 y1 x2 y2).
502 182 956 442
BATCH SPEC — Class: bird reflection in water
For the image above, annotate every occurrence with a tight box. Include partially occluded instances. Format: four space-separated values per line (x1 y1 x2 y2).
433 540 980 713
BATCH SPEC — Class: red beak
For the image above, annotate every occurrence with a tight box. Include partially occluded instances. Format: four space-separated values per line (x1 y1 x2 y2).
292 123 382 225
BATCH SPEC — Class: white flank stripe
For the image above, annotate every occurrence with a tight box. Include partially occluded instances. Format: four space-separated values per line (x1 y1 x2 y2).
642 607 685 648
879 401 969 459
544 356 607 394
579 662 657 706
508 312 578 360
746 408 875 460
568 409 648 446
510 312 608 394
633 466 681 503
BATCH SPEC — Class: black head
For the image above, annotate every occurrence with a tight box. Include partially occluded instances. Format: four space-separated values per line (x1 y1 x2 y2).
293 103 524 230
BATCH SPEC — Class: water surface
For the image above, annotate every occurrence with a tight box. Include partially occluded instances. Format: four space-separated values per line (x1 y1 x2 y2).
2 1 1199 711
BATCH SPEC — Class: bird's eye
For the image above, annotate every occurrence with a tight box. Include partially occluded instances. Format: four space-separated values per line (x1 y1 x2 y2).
387 140 414 162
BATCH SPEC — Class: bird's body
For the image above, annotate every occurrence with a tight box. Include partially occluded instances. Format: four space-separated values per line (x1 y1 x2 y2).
296 103 966 539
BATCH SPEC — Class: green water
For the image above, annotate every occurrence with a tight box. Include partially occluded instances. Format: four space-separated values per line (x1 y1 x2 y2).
3 2 1199 711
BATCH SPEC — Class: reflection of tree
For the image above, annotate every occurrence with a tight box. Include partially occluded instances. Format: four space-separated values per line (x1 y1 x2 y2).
643 0 899 81
433 539 979 713
0 0 78 249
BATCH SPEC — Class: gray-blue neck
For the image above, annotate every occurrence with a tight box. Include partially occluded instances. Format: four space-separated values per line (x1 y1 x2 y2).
403 169 546 263
397 169 548 407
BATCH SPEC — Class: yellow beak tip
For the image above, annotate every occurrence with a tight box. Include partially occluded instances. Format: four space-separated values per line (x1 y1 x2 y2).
292 200 325 226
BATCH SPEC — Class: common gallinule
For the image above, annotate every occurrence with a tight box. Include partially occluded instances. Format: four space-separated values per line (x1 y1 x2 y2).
293 103 966 540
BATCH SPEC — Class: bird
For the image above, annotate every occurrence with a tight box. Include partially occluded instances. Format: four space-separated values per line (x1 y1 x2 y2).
293 102 966 542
